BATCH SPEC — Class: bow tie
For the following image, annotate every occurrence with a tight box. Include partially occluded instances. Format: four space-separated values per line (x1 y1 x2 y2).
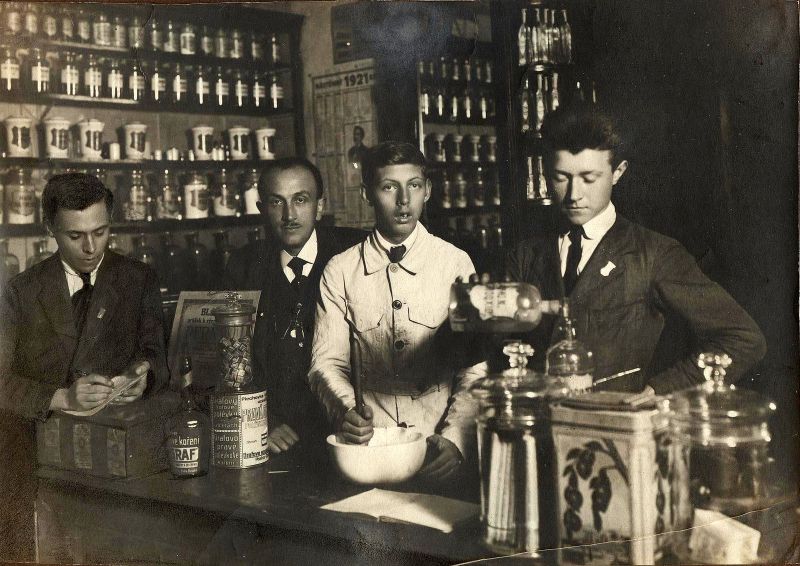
388 245 406 263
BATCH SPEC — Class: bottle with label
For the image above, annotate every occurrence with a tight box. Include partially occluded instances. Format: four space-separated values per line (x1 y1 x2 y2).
168 356 210 479
194 65 210 106
233 70 249 108
518 7 529 66
199 25 214 56
549 72 560 112
76 8 91 44
545 300 594 392
163 20 179 53
184 232 210 290
29 48 50 94
269 33 281 65
128 16 144 49
26 238 53 269
419 83 431 118
60 51 79 96
93 12 111 46
107 58 124 99
148 16 162 51
180 23 196 55
149 61 166 103
519 73 532 133
213 67 229 107
111 16 126 48
183 172 210 219
269 73 284 110
252 71 266 108
250 32 264 62
0 47 21 93
454 171 468 209
84 54 102 98
155 169 183 220
128 59 145 102
6 168 35 225
0 240 20 285
59 5 74 42
212 168 240 217
230 29 244 59
536 155 551 203
242 168 260 215
526 156 537 200
214 27 228 58
533 72 547 136
23 3 38 38
41 5 57 40
159 232 189 294
124 170 149 221
3 3 23 37
171 63 188 104
472 167 486 207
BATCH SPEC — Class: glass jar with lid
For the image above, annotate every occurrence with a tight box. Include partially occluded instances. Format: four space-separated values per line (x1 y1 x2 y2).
183 172 210 219
660 353 778 563
212 168 240 217
471 342 571 555
545 299 594 392
155 169 182 220
124 170 148 221
5 168 36 225
163 20 179 53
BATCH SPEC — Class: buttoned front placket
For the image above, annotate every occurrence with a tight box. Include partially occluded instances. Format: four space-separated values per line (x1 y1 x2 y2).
386 261 410 383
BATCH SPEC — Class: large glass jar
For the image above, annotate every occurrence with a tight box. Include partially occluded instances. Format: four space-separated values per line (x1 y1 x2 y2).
5 168 36 225
123 170 148 221
212 168 239 217
449 280 543 333
661 353 777 563
1 239 20 285
26 238 53 269
183 172 210 219
155 169 183 220
471 342 571 555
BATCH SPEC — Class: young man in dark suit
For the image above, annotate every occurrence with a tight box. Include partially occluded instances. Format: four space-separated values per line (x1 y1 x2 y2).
224 157 364 458
0 173 169 560
507 104 766 394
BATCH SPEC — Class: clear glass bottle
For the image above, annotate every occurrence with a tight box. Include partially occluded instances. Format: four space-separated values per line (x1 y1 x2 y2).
23 2 38 38
0 239 20 284
269 73 284 109
183 172 210 219
167 356 210 479
163 20 179 53
545 299 594 392
159 232 189 294
519 73 532 133
242 169 260 215
213 66 229 107
229 29 243 59
472 167 486 207
124 170 148 221
184 232 210 290
107 58 124 99
269 33 281 65
128 15 144 49
131 233 158 270
128 59 145 102
59 51 79 96
26 238 53 269
0 46 21 93
155 169 183 220
214 27 228 58
111 15 127 48
252 71 266 108
212 168 240 217
29 48 50 94
171 63 188 104
180 23 196 55
59 5 74 42
560 9 573 65
249 32 264 61
536 155 551 204
4 3 23 36
194 65 210 106
453 171 468 209
84 54 102 98
42 5 58 40
92 12 111 46
518 7 529 66
148 16 162 51
199 25 214 56
533 72 547 136
75 8 91 44
5 168 35 225
232 69 249 108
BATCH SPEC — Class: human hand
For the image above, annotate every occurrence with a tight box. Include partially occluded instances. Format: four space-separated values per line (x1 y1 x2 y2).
267 424 300 453
64 374 114 411
340 405 373 445
418 434 464 481
110 360 150 404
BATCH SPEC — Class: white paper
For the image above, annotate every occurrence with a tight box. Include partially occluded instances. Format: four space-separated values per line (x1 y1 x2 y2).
62 373 147 418
689 508 761 564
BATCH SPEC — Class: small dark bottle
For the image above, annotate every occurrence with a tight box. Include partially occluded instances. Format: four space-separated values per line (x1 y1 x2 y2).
167 357 209 479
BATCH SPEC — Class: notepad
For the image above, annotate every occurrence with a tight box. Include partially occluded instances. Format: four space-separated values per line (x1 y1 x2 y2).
321 488 479 533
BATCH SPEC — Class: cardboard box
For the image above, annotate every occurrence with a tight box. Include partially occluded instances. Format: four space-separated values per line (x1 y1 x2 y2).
37 394 178 478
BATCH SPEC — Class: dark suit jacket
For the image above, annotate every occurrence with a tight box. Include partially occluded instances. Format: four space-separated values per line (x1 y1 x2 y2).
0 251 169 420
507 215 767 393
224 226 366 431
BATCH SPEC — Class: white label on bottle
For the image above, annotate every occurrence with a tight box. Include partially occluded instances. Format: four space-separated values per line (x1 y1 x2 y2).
184 182 209 218
173 77 187 100
215 80 229 105
244 187 260 215
235 82 249 106
469 286 520 320
180 31 196 54
270 84 284 108
152 76 166 99
129 74 145 99
435 93 444 116
31 64 48 84
85 69 102 90
109 70 124 97
1 62 20 83
253 83 265 106
196 78 209 103
61 67 78 91
7 186 35 224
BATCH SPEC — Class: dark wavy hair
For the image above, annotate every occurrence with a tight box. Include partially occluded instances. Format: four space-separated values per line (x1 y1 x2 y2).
42 173 113 226
541 103 625 168
258 157 324 200
361 141 427 193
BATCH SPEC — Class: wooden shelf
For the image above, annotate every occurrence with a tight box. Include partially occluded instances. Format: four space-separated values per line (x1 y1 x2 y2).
0 214 265 238
429 204 502 217
426 161 498 171
0 157 273 172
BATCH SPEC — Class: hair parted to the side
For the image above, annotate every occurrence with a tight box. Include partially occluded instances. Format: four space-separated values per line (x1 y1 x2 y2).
257 156 325 200
541 103 625 167
361 141 427 193
42 173 113 226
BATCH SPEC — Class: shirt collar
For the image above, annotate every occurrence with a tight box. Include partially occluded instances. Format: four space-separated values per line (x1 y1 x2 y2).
363 223 428 275
581 202 616 240
280 229 318 270
61 253 104 281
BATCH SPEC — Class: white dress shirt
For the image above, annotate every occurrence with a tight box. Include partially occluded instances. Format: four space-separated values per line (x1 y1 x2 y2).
559 202 617 276
279 229 318 283
62 255 104 297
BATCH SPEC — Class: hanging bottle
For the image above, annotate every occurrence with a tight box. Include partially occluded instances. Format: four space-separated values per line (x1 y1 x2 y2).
84 53 102 98
59 5 75 42
545 299 594 392
214 27 228 58
29 48 50 94
536 155 551 203
26 239 53 269
0 47 20 93
4 3 23 37
0 240 20 285
167 356 210 478
155 169 183 220
549 72 560 112
472 167 486 207
212 168 240 217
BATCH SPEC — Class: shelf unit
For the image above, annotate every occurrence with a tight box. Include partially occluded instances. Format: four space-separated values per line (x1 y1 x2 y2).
0 3 304 284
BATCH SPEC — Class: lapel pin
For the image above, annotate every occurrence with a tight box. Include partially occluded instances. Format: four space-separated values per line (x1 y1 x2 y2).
600 261 616 277
97 307 106 319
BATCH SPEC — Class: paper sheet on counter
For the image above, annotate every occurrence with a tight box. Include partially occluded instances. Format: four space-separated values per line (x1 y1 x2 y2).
320 488 479 533
62 373 147 418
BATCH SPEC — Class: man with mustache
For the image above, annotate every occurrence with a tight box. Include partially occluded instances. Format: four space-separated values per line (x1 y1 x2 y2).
225 158 364 460
507 103 766 393
0 172 169 559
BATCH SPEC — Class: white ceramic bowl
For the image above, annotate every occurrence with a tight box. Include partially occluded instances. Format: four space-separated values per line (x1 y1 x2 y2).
327 427 426 485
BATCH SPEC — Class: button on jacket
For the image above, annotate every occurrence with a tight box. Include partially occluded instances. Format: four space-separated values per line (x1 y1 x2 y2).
309 224 478 454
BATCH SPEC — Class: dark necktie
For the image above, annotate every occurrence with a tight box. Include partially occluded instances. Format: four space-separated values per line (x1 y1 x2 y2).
287 256 307 291
563 226 585 296
71 271 93 337
388 245 406 263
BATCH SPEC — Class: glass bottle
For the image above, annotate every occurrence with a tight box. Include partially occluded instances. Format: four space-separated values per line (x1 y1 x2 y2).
249 32 264 62
269 73 284 110
128 59 145 102
419 83 431 118
183 172 210 219
230 29 244 59
0 240 20 285
519 73 532 133
210 231 234 289
269 33 281 65
4 3 22 36
0 47 20 93
184 232 210 290
5 168 36 224
194 65 210 106
148 16 162 51
550 10 563 65
213 67 229 107
518 7 528 66
107 58 124 99
462 88 474 123
59 51 79 96
180 23 196 55
199 25 214 56
536 8 549 65
26 238 53 269
545 299 594 392
111 15 126 48
107 233 124 255
75 8 91 44
560 9 573 65
84 54 102 98
29 48 50 94
453 171 468 209
123 170 149 221
171 63 188 104
163 20 179 53
128 16 144 49
252 71 266 108
59 5 74 42
167 356 210 479
42 6 58 41
93 12 111 46
214 27 228 58
149 61 166 103
155 169 183 220
536 155 551 203
131 233 158 270
23 2 38 38
472 167 486 207
242 168 260 215
212 168 239 217
159 232 189 293
533 72 547 136
232 69 248 108
526 156 537 201
448 87 459 122
549 72 560 112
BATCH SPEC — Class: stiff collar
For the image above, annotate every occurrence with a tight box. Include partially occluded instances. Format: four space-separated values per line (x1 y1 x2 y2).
580 202 616 241
362 223 428 275
61 253 104 286
280 229 318 271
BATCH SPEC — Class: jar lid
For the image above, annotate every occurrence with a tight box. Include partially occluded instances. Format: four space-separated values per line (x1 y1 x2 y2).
212 292 256 325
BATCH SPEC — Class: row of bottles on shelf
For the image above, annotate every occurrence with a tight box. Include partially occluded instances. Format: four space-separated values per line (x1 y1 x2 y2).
419 81 496 124
1 3 286 64
418 57 493 86
0 167 264 226
0 237 52 281
526 154 552 204
517 5 573 67
425 133 497 164
0 48 287 109
436 214 503 251
430 168 501 210
518 70 596 136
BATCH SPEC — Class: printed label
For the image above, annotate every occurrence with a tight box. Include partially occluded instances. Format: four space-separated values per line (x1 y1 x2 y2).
73 423 93 470
106 428 127 476
40 417 61 466
211 391 268 468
